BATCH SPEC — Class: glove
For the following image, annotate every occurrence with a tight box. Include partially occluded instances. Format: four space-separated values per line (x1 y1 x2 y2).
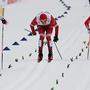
1 18 7 24
88 28 90 31
53 36 59 42
32 31 36 35
87 29 90 34
32 29 38 35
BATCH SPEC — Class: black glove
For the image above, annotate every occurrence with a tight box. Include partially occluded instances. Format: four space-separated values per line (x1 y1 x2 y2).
53 36 59 42
32 29 38 35
88 29 90 34
1 18 7 24
32 32 36 35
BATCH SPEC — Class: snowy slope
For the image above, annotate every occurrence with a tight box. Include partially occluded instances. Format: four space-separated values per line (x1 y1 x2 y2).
0 0 90 90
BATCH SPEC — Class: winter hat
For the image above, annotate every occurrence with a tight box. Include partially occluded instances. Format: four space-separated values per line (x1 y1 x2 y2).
40 13 47 21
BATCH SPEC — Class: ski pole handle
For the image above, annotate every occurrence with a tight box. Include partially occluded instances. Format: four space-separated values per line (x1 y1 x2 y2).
24 28 38 32
24 28 31 32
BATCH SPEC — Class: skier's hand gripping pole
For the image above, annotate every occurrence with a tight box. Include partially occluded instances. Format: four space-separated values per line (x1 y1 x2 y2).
24 28 37 36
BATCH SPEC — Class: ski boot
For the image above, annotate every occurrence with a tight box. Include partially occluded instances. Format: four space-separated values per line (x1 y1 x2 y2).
48 52 53 63
38 53 43 63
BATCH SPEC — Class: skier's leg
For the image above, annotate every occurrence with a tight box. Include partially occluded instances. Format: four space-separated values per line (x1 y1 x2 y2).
46 28 53 62
38 27 45 62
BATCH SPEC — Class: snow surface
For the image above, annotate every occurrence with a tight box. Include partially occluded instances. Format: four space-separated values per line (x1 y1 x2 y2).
0 0 90 90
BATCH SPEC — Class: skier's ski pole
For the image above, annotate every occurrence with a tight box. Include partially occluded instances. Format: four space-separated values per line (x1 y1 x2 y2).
1 8 5 70
24 28 38 32
87 34 90 60
24 28 31 32
87 46 89 60
54 42 62 60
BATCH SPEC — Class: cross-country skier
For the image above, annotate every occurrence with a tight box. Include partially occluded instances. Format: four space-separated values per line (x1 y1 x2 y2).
30 12 60 62
84 16 90 46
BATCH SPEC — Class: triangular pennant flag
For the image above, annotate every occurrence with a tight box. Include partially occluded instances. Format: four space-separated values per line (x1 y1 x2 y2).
75 56 78 59
67 64 70 68
8 64 12 68
20 37 27 41
60 15 64 17
62 73 64 77
70 57 73 62
55 18 58 20
61 1 64 4
29 53 32 57
35 49 37 52
67 6 71 10
56 79 58 85
3 47 10 51
59 0 62 1
82 49 84 52
63 3 66 6
22 56 24 60
79 53 81 56
28 32 33 36
64 11 68 14
58 16 61 18
12 42 19 45
51 87 54 90
15 58 18 62
0 74 2 76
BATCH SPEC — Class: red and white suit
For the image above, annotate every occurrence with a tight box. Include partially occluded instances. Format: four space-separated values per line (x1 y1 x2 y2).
84 16 90 33
30 12 59 62
84 16 90 46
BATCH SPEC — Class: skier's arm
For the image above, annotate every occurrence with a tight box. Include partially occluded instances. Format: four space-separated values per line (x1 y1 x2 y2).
50 15 60 42
55 25 59 36
50 15 59 36
30 17 37 35
84 16 90 32
85 17 90 47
